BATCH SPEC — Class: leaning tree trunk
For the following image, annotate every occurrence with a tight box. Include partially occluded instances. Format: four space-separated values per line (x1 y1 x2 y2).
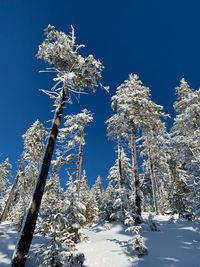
131 128 141 216
76 128 85 196
11 87 68 267
0 157 26 223
148 148 159 215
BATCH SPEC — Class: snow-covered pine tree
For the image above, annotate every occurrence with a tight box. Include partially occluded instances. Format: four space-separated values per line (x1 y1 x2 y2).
36 172 83 266
106 160 122 221
9 164 40 228
22 120 47 162
141 161 153 212
103 149 133 222
65 176 86 243
36 172 67 238
140 119 170 214
107 114 129 188
107 112 137 221
0 156 26 222
124 212 148 257
2 120 46 223
12 25 105 266
120 148 134 198
166 147 189 215
8 120 47 228
37 235 85 267
101 184 115 222
91 176 104 216
58 109 93 195
111 74 167 216
0 158 11 216
79 170 98 225
170 79 200 217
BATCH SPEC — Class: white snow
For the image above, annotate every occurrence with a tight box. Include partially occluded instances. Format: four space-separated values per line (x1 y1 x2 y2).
77 215 200 267
0 221 47 267
137 215 200 267
0 215 200 267
77 222 136 267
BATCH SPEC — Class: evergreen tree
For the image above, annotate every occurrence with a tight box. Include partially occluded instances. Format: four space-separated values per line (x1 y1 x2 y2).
0 158 11 215
65 176 86 243
111 74 167 216
91 176 104 216
12 25 105 266
0 156 26 222
170 79 200 216
140 163 153 212
107 114 129 188
103 149 134 222
8 120 47 227
140 121 170 214
166 145 189 215
36 172 67 238
79 170 98 224
101 184 115 222
58 109 93 195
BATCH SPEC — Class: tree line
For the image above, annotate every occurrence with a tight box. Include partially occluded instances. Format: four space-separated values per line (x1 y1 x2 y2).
0 25 199 266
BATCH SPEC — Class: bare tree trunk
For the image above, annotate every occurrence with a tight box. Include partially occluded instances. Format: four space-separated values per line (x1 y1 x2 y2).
0 157 26 223
76 128 85 196
148 149 159 215
131 128 141 216
11 87 67 267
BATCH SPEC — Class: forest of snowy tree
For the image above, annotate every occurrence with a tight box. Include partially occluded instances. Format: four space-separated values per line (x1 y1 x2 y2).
0 25 200 267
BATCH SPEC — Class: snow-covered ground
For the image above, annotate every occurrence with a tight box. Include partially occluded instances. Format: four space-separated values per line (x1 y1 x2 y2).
0 221 46 266
0 215 200 267
138 215 200 267
77 215 200 267
77 222 136 267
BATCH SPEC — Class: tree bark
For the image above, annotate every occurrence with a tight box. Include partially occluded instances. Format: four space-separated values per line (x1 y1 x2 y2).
0 157 26 223
131 128 141 216
76 128 85 196
11 87 67 267
117 141 123 187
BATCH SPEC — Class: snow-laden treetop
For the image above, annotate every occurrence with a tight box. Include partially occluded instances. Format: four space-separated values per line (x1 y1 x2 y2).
22 120 47 162
37 24 107 94
111 74 168 130
63 109 93 131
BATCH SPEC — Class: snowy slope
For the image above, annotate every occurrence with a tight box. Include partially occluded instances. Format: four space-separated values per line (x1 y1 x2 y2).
77 215 200 267
77 222 136 267
0 215 200 267
139 215 200 267
0 221 46 267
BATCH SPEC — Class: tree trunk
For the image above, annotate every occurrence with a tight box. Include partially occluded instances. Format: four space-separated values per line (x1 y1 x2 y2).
148 148 159 215
0 157 26 223
131 128 141 216
117 141 123 187
11 87 67 267
76 128 85 196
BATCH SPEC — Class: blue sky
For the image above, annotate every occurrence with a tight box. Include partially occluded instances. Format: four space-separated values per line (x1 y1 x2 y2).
1 0 200 187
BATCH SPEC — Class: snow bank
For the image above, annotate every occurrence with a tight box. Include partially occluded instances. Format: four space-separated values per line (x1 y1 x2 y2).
0 215 199 267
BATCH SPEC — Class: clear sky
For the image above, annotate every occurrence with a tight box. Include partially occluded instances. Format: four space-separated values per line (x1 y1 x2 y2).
1 0 200 187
